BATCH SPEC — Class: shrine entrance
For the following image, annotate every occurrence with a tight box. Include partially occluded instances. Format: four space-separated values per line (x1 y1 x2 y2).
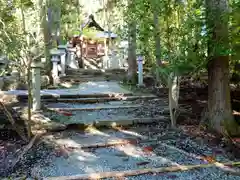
70 14 117 69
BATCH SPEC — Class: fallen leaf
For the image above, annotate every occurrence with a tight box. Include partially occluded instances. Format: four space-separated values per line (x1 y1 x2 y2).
203 156 216 163
143 146 153 153
59 111 73 116
127 139 137 145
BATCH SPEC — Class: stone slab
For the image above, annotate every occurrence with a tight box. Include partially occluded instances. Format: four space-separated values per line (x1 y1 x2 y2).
1 81 133 98
48 107 168 126
46 104 141 111
42 95 157 103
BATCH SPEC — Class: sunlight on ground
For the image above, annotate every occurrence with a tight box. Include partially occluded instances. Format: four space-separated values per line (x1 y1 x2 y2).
31 114 51 123
85 126 110 137
115 128 148 139
76 150 97 162
84 60 98 69
60 82 73 88
38 127 240 179
43 128 182 172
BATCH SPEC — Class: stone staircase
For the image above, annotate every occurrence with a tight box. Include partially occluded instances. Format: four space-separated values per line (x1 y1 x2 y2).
60 68 127 83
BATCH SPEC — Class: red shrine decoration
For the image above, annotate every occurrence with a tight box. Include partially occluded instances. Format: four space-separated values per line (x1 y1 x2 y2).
71 35 107 58
70 14 116 59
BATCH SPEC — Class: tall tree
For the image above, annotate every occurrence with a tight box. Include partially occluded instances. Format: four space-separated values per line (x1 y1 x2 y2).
38 0 53 82
152 2 161 67
206 0 236 134
127 0 137 83
152 2 162 85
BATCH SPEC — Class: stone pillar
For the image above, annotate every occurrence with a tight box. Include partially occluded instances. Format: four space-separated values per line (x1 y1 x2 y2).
137 55 144 87
109 50 120 69
50 49 65 76
31 61 42 112
51 55 60 86
57 50 66 77
67 47 79 69
102 55 109 69
51 48 65 77
58 45 67 76
65 44 72 67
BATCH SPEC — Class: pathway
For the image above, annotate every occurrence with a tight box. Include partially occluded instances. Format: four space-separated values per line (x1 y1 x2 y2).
30 127 239 180
3 81 132 98
4 80 240 179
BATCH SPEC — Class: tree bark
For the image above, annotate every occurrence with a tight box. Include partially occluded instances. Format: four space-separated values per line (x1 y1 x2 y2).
127 20 137 83
55 6 61 46
39 0 52 83
153 10 161 66
206 0 235 134
153 9 162 85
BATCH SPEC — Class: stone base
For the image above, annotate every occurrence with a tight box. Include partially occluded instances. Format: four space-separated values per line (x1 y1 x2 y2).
59 74 66 77
137 83 146 88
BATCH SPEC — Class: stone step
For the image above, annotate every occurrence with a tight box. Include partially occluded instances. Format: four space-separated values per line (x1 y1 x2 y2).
61 74 102 78
44 101 169 126
65 69 126 78
60 77 106 83
66 69 103 75
84 116 169 127
42 116 169 131
61 72 125 79
42 95 157 103
4 84 133 100
46 104 141 111
66 68 126 73
15 92 134 101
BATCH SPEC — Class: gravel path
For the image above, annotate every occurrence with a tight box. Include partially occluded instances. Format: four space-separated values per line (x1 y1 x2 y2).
28 128 240 180
45 99 169 125
2 83 239 179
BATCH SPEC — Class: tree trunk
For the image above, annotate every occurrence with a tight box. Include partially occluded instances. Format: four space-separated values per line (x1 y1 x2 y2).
55 6 61 46
39 0 52 83
47 7 52 40
127 20 137 83
206 0 236 134
20 1 32 140
153 9 162 85
153 10 161 66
